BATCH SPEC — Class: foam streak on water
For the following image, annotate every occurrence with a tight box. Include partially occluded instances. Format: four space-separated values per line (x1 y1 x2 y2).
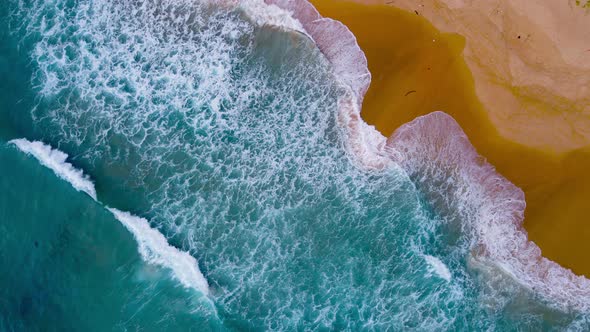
108 208 210 295
265 0 391 170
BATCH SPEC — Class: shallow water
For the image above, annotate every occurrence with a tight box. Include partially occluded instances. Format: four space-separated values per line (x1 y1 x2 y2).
309 0 590 278
0 0 588 330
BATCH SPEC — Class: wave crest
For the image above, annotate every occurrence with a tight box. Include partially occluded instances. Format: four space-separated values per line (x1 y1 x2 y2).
9 139 97 200
264 0 371 105
108 208 210 296
9 139 210 297
388 112 590 310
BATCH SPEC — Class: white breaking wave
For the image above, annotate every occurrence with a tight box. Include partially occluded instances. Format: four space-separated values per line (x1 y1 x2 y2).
236 0 307 34
9 139 97 200
262 0 389 170
109 208 210 295
9 138 209 296
424 254 452 282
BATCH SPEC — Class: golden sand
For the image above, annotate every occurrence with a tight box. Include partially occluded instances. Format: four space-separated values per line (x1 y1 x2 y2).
308 0 590 276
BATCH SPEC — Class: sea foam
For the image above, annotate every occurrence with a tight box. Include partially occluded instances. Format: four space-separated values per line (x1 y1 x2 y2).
424 254 452 282
386 112 590 311
108 208 210 295
264 0 391 170
236 0 307 34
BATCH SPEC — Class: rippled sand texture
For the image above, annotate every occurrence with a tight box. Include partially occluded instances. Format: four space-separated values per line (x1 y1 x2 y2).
309 0 590 277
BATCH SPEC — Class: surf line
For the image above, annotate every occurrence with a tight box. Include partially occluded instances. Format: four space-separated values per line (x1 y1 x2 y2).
8 139 212 301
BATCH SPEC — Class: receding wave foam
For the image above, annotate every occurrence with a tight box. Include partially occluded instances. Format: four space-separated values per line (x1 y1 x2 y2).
387 112 590 311
424 254 452 282
9 139 97 199
108 208 210 295
267 0 590 313
264 0 371 103
8 139 209 297
235 0 306 33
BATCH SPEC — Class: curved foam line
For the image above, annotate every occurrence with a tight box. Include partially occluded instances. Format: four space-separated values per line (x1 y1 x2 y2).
246 1 306 32
387 112 590 310
264 0 590 312
9 139 97 200
108 208 210 296
8 139 210 297
264 0 371 104
264 0 390 170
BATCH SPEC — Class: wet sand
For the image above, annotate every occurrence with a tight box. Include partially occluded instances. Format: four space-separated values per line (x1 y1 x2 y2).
309 0 590 277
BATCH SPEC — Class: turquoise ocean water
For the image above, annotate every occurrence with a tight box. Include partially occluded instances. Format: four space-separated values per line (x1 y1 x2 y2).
0 0 588 330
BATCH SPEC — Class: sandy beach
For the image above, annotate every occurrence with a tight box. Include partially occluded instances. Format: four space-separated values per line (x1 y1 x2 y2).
309 0 590 276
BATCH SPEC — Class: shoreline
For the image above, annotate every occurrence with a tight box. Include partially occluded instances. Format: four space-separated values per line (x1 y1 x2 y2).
265 0 590 312
307 0 590 279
